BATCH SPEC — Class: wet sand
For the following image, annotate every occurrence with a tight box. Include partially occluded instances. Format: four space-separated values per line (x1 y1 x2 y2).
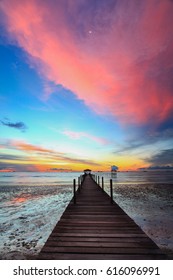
112 183 173 259
0 183 173 259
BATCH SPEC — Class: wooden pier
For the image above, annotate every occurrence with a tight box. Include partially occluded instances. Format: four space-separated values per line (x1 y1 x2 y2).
38 174 167 260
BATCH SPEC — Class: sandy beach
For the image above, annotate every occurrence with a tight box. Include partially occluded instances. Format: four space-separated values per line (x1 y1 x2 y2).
0 183 72 260
0 172 173 259
0 177 173 259
111 183 173 259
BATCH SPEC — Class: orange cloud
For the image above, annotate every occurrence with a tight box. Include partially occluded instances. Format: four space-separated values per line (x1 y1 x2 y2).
10 140 56 154
6 140 100 167
1 0 173 124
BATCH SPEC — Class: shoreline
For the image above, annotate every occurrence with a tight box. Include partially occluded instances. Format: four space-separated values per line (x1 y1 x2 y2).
0 182 173 260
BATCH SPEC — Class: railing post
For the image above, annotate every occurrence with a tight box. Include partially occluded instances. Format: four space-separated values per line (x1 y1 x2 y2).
81 175 83 186
73 179 76 204
98 176 100 186
78 177 80 192
102 177 104 191
80 175 82 187
110 179 113 204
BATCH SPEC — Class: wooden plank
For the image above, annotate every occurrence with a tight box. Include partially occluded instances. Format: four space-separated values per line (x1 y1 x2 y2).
47 236 154 243
55 226 141 230
41 246 163 254
63 214 129 217
44 241 158 248
53 228 142 232
53 228 143 233
63 214 128 217
60 218 135 223
50 232 148 238
39 253 166 260
58 221 138 226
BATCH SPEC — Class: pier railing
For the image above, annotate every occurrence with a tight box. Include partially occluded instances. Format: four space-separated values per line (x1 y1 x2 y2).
73 174 114 204
72 174 85 204
94 175 114 204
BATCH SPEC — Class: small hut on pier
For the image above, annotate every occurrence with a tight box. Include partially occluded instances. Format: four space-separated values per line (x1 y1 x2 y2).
83 169 92 175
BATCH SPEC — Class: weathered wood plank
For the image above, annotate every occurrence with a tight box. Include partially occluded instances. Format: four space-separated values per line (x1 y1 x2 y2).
55 226 141 230
53 229 143 233
60 214 134 219
41 246 163 254
58 221 138 226
50 232 148 238
39 253 166 260
47 236 153 243
60 218 135 223
44 241 158 248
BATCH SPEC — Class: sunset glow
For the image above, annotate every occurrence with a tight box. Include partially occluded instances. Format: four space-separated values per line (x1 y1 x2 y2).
0 0 173 172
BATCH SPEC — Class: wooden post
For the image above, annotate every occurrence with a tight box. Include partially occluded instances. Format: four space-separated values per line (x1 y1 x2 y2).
110 179 113 204
73 179 76 204
80 175 82 188
78 177 80 192
81 175 83 185
98 176 100 186
102 177 104 191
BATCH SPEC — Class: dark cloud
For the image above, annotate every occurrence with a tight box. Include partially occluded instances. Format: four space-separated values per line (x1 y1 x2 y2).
114 125 173 155
148 166 173 170
114 141 145 155
146 149 173 166
0 162 14 170
0 119 27 132
0 162 37 172
0 154 26 161
48 168 72 171
139 166 173 170
0 166 9 170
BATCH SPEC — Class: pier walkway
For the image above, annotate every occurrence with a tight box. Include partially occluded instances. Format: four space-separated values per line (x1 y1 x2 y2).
38 175 166 260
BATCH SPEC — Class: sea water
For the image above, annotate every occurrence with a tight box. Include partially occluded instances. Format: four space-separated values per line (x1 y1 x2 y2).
0 171 173 259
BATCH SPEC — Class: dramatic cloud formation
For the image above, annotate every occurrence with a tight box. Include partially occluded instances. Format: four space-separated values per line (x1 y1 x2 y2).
0 119 27 132
1 0 173 125
147 149 173 167
113 125 173 156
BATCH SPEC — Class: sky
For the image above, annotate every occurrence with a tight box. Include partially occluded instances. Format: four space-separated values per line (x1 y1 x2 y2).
0 0 173 172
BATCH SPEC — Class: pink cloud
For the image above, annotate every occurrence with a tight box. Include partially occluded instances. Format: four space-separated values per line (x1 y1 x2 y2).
1 0 173 124
63 130 109 145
